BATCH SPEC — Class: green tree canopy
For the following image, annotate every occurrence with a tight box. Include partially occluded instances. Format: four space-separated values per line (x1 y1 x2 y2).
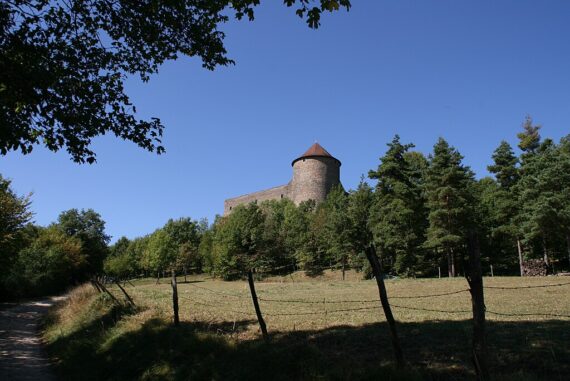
488 141 519 189
517 115 541 163
322 185 351 277
424 138 475 276
0 174 32 258
56 208 110 276
368 135 427 275
10 226 85 296
1 0 350 163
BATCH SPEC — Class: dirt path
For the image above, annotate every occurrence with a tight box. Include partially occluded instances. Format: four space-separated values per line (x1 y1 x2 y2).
0 297 64 381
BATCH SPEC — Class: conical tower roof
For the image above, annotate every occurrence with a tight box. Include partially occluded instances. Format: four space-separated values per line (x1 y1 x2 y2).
292 143 341 166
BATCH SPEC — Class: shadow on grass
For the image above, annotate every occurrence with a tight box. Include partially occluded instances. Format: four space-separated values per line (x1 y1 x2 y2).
46 308 570 381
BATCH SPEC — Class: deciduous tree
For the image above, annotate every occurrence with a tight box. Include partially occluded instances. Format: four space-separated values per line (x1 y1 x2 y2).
1 0 350 163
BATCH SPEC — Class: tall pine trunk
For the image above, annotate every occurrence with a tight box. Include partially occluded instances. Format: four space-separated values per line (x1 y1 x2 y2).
451 247 456 277
542 235 550 267
365 245 404 368
566 232 570 269
517 239 524 276
447 247 453 277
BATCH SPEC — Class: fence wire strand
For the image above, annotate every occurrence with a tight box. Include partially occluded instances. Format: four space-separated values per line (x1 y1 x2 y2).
161 277 570 321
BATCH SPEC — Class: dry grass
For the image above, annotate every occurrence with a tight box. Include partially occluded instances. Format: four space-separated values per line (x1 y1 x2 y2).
43 274 570 381
112 273 570 339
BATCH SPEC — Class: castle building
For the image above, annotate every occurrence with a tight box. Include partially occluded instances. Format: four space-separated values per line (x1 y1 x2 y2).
224 143 342 215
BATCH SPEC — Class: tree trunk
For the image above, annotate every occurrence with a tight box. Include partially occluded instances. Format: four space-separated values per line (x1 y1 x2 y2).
517 238 524 276
566 233 570 269
184 266 187 283
365 245 404 368
447 248 453 277
156 270 160 284
247 270 268 342
342 256 346 281
466 231 490 381
450 247 456 277
542 236 550 267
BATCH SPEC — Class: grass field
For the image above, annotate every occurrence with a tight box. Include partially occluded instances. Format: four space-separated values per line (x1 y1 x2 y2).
43 272 570 381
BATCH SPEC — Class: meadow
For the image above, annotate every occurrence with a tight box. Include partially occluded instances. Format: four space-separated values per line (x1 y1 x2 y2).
43 272 570 381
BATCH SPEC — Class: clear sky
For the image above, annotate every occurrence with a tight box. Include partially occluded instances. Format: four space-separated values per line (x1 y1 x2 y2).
2 0 569 242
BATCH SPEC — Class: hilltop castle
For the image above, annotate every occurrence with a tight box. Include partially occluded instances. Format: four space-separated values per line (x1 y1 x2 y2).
224 143 342 215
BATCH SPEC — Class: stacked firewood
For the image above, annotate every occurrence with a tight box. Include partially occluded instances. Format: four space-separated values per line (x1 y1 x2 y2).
522 259 549 276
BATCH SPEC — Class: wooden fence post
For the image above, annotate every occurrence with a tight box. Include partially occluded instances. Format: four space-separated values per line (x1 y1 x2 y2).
247 269 268 342
365 245 404 368
95 280 120 305
467 231 490 381
171 270 179 326
91 279 102 293
115 281 135 307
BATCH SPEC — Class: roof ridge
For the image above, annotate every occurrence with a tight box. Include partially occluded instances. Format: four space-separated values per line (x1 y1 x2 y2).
300 142 333 158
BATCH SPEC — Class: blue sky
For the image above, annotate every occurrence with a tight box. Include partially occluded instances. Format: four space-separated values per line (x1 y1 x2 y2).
2 0 569 242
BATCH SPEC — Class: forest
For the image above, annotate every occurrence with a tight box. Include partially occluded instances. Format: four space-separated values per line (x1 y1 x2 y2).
2 117 569 300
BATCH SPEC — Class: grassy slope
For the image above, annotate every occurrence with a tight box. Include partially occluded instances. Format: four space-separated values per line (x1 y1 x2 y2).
43 275 570 381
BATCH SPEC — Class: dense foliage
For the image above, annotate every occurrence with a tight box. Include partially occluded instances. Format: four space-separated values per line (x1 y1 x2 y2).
3 118 570 299
1 0 351 163
0 204 109 299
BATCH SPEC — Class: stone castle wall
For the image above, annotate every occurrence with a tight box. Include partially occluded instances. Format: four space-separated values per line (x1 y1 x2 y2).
223 146 341 215
290 157 340 205
224 184 290 215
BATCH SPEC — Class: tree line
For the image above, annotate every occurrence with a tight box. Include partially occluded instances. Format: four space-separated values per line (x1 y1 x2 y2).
2 117 569 299
195 118 569 279
0 194 110 300
104 117 570 280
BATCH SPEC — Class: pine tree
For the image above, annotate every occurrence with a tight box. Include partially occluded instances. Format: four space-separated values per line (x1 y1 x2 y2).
517 115 541 163
323 185 351 279
488 141 519 189
518 139 570 269
368 135 427 276
424 138 475 277
559 137 570 268
486 141 524 274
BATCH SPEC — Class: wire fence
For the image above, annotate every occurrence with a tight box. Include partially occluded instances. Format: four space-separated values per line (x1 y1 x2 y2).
103 276 570 324
172 278 570 320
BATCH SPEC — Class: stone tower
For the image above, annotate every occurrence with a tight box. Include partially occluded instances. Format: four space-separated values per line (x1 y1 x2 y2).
223 143 341 214
290 143 341 205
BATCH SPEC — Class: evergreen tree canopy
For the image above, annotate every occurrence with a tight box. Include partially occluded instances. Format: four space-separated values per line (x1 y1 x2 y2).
424 138 475 276
368 135 426 274
488 141 519 189
517 115 541 162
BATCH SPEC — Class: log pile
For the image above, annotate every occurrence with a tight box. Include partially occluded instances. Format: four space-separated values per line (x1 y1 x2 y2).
522 259 549 276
